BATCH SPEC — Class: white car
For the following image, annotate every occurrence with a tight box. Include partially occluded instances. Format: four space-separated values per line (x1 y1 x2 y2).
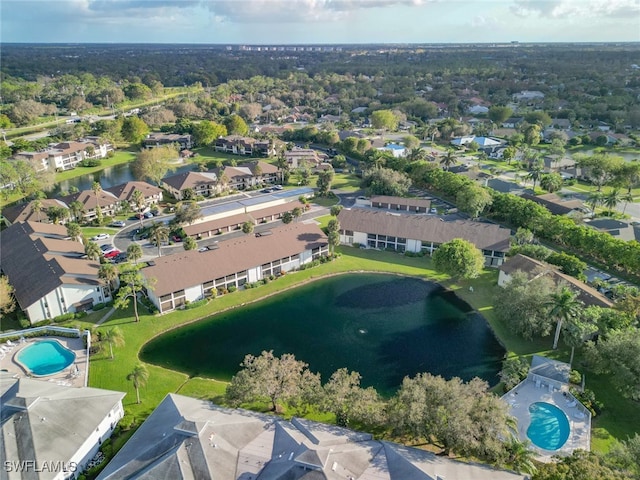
92 233 110 241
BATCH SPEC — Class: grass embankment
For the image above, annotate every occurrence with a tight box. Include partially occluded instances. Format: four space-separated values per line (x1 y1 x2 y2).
73 247 636 452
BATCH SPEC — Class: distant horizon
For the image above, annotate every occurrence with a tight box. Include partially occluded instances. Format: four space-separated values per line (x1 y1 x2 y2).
3 41 639 46
2 1 638 44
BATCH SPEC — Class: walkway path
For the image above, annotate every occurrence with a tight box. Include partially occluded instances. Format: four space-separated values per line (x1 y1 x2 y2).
96 307 116 326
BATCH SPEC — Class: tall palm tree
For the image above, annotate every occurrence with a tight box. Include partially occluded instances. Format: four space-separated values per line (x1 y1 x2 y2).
101 326 125 360
439 149 457 171
621 192 635 215
127 243 143 264
147 221 169 257
132 190 146 227
31 199 43 222
69 200 85 223
127 363 149 404
98 263 119 293
92 181 103 224
546 285 583 350
603 188 622 212
586 191 604 218
84 241 101 261
66 222 82 243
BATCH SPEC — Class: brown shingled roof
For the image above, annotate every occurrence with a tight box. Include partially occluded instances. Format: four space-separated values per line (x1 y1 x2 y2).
143 223 327 297
337 208 511 252
105 181 162 202
182 213 253 237
161 171 218 191
499 254 613 308
0 222 103 309
370 196 432 209
2 199 69 224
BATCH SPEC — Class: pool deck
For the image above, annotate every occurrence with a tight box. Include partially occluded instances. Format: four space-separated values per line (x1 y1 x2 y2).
0 336 89 388
503 380 591 462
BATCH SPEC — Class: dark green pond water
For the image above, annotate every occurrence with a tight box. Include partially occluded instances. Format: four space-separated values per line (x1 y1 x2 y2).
141 274 505 394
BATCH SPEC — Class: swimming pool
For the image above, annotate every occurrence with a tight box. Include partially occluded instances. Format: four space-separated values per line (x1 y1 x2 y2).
16 340 76 376
527 402 570 450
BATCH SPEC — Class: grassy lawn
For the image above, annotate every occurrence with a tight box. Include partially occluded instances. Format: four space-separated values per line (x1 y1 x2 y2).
312 193 339 207
332 172 362 192
60 246 637 453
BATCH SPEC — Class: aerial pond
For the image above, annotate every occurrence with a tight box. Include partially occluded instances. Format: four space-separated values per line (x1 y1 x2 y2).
141 274 505 394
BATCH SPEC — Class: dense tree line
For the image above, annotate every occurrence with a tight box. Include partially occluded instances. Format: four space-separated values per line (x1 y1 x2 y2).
410 165 640 279
226 351 526 470
2 43 640 129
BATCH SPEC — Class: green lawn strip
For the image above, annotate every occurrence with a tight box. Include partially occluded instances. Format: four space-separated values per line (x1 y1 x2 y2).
315 214 332 230
82 247 637 452
331 173 361 192
81 226 123 238
312 194 339 207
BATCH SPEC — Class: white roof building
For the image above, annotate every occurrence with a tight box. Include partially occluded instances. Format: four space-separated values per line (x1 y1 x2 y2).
0 372 125 479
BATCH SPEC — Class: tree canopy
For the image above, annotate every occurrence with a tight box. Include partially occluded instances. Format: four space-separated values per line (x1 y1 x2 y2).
432 238 485 280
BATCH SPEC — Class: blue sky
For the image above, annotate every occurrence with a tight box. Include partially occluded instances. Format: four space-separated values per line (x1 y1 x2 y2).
2 0 639 44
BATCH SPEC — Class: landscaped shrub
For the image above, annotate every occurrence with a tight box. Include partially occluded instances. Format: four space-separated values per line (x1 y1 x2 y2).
33 318 55 326
185 299 208 309
92 303 106 311
569 369 582 385
570 387 603 416
228 285 237 293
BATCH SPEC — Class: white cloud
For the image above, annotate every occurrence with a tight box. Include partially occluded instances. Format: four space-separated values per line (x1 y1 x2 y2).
200 0 437 23
470 15 501 28
511 0 640 19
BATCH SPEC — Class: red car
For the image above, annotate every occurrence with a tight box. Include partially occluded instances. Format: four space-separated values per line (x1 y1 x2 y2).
172 235 183 242
104 249 121 259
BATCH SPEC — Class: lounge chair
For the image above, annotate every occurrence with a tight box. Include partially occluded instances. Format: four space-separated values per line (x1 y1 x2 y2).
566 400 577 408
574 411 585 419
6 340 15 347
535 380 541 389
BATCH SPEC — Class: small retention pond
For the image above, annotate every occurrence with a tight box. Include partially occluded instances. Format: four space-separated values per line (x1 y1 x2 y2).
141 274 505 394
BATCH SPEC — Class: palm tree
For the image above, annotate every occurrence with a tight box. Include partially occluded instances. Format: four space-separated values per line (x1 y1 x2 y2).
84 241 101 261
621 192 635 215
126 243 143 264
603 188 622 212
69 200 85 223
546 285 583 350
98 263 119 293
101 326 125 360
127 363 149 404
92 181 103 224
31 199 43 222
66 222 82 243
439 149 457 171
132 190 145 227
147 221 169 257
504 435 537 475
525 161 544 191
292 207 302 222
586 191 604 218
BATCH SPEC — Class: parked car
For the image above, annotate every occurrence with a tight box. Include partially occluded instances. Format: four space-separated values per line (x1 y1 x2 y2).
172 235 183 242
110 220 126 228
112 252 128 263
104 249 121 259
261 188 273 193
429 207 438 214
144 211 154 218
91 233 110 241
273 185 283 190
101 245 117 255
